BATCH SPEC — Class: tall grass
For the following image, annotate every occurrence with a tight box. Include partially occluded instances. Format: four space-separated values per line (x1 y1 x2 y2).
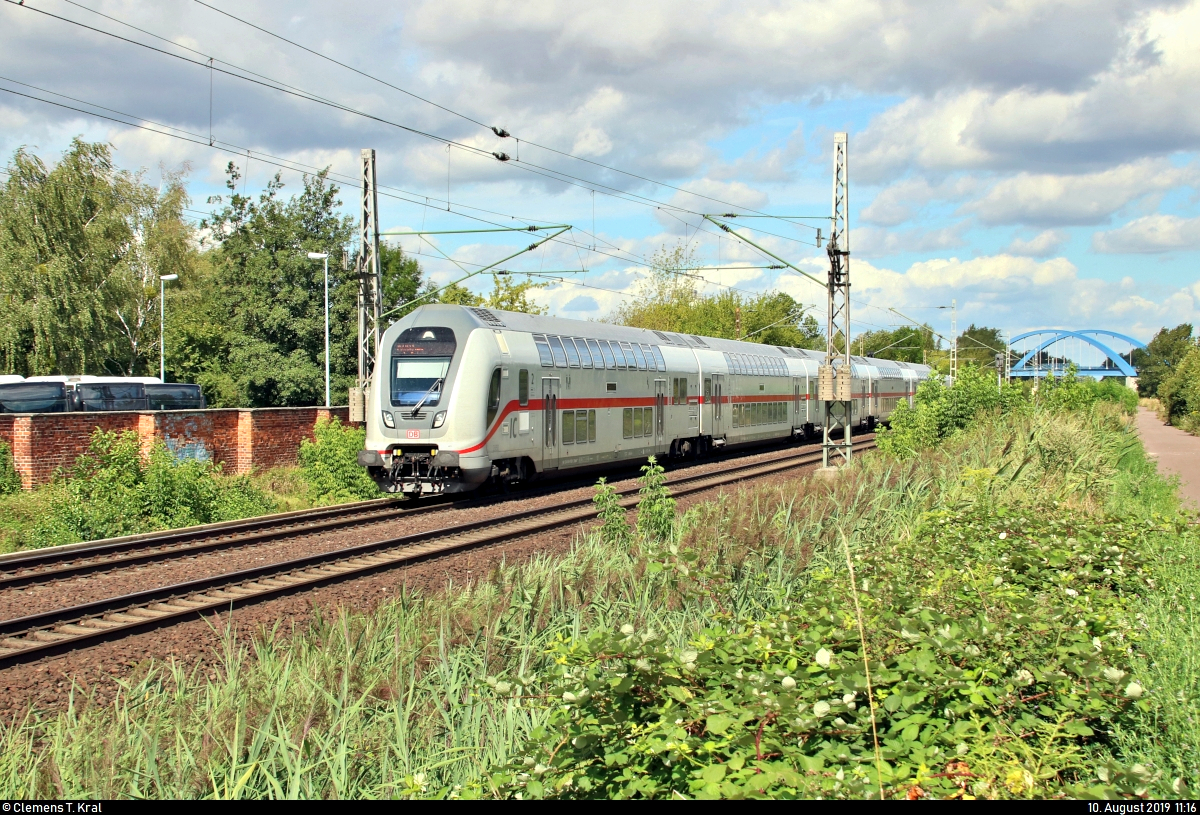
0 404 1186 798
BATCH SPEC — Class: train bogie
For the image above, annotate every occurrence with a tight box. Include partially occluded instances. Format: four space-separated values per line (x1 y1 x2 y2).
358 305 930 495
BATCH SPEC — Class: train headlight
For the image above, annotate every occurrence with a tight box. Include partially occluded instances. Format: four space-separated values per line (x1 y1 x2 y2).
382 411 395 428
432 410 447 428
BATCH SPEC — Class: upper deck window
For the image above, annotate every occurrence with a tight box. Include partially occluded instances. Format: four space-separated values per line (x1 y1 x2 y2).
597 340 616 369
547 336 568 367
533 334 553 366
562 337 581 368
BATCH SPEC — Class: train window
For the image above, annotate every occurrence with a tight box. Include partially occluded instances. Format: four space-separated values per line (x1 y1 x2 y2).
738 354 749 375
631 344 648 371
562 337 581 368
574 338 593 368
609 341 627 369
633 407 643 436
562 410 575 444
651 346 666 371
619 342 638 370
576 411 588 444
623 408 633 438
519 369 529 405
598 340 617 369
639 344 656 371
533 334 554 367
588 409 597 442
587 339 606 368
547 336 568 367
644 407 654 437
486 368 502 428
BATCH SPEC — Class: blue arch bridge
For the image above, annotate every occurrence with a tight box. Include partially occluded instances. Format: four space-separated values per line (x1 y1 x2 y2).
1007 330 1146 386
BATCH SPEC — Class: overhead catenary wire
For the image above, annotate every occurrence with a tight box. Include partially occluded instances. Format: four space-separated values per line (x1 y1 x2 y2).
0 80 900 338
5 0 780 225
0 62 856 327
10 0 822 230
190 0 819 228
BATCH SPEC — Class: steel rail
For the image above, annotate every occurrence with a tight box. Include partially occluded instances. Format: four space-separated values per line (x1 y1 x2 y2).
0 442 873 667
0 438 845 588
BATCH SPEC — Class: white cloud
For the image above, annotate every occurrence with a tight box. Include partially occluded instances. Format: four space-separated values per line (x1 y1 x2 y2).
962 159 1197 226
860 176 981 226
857 3 1200 183
854 224 967 257
1093 213 1200 253
1006 230 1069 256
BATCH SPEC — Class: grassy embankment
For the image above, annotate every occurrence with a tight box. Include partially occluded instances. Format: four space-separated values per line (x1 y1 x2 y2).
0 375 1193 799
0 417 379 553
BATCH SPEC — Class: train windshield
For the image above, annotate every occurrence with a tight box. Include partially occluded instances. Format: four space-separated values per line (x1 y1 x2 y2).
391 327 456 407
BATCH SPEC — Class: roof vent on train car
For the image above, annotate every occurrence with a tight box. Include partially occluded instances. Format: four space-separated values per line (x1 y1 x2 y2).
686 335 709 348
652 330 672 343
468 307 505 327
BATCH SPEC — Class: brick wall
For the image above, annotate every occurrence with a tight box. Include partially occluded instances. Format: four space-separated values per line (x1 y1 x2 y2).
0 407 351 489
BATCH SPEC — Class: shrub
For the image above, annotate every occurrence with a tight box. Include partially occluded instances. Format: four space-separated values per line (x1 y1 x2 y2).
32 429 275 544
492 506 1156 800
876 364 1026 457
297 416 380 504
1040 367 1137 415
0 441 20 496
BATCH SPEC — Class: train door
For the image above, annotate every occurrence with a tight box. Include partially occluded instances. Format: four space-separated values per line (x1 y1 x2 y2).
655 379 667 448
542 377 560 470
711 374 724 437
792 376 802 426
807 377 817 423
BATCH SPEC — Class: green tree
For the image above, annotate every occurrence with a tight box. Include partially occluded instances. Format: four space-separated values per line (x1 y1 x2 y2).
957 324 1006 369
380 241 423 313
608 241 820 348
853 325 936 363
0 139 192 376
1131 324 1193 398
1158 345 1200 431
485 274 547 315
193 164 356 407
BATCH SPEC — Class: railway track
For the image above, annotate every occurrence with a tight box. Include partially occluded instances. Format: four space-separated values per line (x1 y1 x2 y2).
0 440 873 667
0 437 847 589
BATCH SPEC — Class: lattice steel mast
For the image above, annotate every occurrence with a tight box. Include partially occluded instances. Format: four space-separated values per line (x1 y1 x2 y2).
820 132 853 468
352 148 383 422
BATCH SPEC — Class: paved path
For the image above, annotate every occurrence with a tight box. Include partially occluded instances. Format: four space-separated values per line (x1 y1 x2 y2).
1135 407 1200 509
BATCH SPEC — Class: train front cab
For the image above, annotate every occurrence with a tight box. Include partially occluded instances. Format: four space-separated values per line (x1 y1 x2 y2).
359 308 495 495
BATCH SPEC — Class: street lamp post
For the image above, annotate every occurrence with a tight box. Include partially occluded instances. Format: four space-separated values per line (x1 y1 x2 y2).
307 252 331 408
159 274 178 381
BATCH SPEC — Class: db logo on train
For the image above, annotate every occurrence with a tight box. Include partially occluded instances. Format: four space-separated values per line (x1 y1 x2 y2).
406 429 421 439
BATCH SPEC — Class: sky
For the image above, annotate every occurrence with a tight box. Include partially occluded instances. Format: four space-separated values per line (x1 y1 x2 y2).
3 0 1199 363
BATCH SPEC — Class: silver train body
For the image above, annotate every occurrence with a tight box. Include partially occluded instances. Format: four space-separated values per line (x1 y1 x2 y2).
357 305 932 494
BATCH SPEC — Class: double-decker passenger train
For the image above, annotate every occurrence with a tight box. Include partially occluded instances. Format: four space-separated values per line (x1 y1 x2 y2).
357 305 932 494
